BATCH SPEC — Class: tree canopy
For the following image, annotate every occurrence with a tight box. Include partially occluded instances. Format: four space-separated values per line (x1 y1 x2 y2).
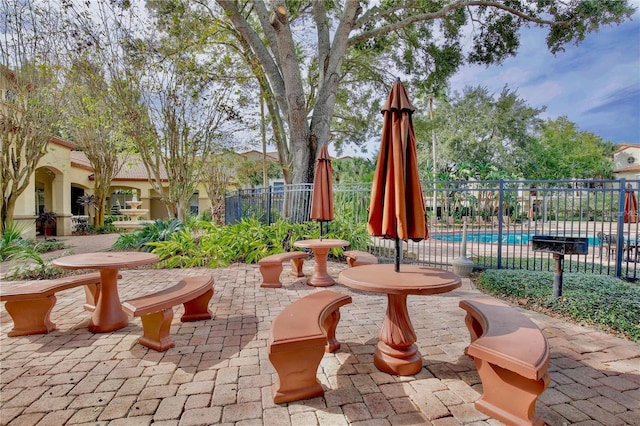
63 60 127 227
415 85 543 177
524 116 616 180
414 86 615 181
208 0 633 183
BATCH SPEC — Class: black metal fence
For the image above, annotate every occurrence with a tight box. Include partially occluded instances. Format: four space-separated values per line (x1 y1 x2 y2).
225 179 640 280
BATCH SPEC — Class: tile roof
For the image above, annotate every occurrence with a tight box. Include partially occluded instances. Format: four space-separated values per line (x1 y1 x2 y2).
239 149 280 162
72 149 281 182
71 152 168 181
614 143 640 154
49 135 76 149
614 164 640 173
70 151 92 170
116 156 168 181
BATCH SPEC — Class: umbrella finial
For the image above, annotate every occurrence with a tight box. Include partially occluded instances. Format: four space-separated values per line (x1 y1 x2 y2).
396 77 401 82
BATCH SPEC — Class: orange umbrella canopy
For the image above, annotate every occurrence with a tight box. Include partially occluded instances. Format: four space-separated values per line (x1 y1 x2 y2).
368 80 428 243
310 145 334 223
624 184 637 223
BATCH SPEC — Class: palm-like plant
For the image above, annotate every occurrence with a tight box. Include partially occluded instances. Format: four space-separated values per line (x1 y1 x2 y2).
35 209 57 239
136 219 184 252
76 194 100 216
0 222 30 261
6 242 66 280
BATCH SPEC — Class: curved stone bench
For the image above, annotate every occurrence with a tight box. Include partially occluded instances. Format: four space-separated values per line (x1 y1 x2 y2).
122 275 214 351
459 298 550 426
343 250 378 267
0 272 106 336
268 290 352 403
258 251 309 288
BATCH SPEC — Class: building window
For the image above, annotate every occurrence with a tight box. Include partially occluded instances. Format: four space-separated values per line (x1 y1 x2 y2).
35 189 45 214
4 89 16 104
190 193 199 214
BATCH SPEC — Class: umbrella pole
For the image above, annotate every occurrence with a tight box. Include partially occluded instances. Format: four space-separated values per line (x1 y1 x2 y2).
395 238 400 272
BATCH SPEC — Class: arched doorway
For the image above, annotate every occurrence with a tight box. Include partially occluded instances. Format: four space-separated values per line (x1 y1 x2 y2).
34 166 62 236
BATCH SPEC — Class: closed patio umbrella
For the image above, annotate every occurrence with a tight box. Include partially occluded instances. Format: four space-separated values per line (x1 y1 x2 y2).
624 183 637 223
310 145 334 238
368 79 428 271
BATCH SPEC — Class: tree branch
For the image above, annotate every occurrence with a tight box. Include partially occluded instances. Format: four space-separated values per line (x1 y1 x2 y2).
252 0 282 66
214 0 288 119
348 0 566 47
313 0 330 80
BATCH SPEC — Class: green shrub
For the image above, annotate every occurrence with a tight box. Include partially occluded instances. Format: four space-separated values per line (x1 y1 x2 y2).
146 229 209 268
1 221 68 277
111 232 140 251
0 222 31 261
95 223 118 234
476 269 640 343
5 241 68 280
113 218 184 252
209 218 314 264
139 217 371 269
33 238 68 253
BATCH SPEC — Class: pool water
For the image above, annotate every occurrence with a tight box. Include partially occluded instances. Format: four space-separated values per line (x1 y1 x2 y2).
432 232 598 246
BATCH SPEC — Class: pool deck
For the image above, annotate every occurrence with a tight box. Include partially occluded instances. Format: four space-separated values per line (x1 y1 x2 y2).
0 235 639 425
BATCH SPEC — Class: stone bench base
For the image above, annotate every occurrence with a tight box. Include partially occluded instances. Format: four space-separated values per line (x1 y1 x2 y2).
460 298 550 426
343 250 378 267
122 275 214 351
258 252 309 288
268 290 352 403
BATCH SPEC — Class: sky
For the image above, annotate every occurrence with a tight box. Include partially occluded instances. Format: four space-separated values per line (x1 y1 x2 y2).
336 7 640 158
448 8 640 146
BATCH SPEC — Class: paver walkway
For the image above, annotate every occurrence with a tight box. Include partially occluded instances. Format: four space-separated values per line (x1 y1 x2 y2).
0 235 639 425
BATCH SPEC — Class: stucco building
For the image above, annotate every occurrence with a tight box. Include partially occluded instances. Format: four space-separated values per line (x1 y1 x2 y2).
10 136 205 238
7 135 281 238
612 143 640 181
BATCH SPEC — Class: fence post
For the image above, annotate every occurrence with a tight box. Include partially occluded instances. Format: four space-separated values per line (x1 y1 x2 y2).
497 180 504 269
615 179 626 277
267 186 272 225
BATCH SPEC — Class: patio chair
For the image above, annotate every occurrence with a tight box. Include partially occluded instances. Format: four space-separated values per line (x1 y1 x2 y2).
601 233 617 260
491 216 511 227
604 234 638 260
596 232 606 258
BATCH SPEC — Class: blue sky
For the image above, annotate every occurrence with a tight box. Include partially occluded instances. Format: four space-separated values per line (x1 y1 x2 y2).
449 9 640 145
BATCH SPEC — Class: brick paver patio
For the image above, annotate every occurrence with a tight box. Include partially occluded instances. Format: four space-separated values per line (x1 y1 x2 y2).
1 235 639 425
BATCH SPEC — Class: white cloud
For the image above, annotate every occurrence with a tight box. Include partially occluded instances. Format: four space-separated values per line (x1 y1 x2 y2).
454 13 640 142
519 81 565 110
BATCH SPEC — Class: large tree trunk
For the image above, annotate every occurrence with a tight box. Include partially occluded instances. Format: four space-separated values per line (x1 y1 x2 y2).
94 190 107 228
219 0 360 184
176 198 190 222
91 169 111 228
1 198 16 232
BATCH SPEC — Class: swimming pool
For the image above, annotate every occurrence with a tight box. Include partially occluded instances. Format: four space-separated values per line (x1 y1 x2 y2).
432 232 598 246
